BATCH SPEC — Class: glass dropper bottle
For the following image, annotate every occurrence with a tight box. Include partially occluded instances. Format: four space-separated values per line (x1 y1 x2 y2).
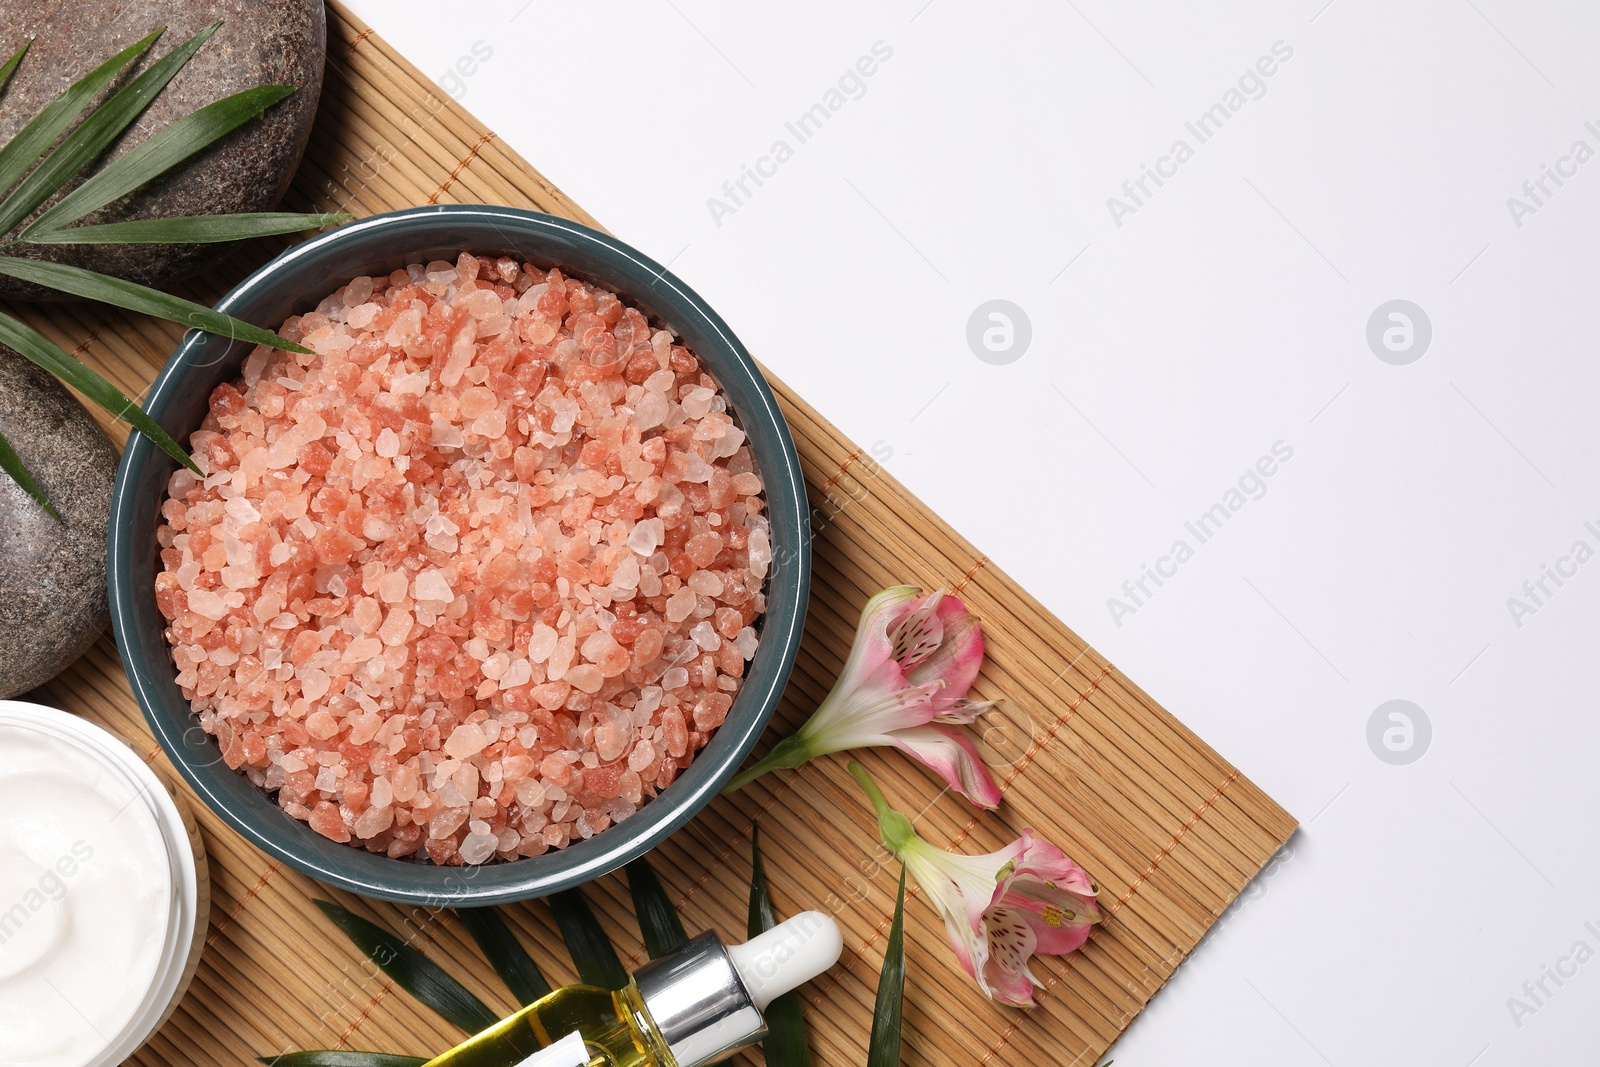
425 911 843 1067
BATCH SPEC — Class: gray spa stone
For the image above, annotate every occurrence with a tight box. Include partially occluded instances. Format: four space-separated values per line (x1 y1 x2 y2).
0 346 117 697
0 0 326 298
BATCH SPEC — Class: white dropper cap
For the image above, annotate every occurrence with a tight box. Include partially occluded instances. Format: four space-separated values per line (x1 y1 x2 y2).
726 911 844 1010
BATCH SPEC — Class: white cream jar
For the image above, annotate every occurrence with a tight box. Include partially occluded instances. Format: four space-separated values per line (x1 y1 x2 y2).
0 700 208 1067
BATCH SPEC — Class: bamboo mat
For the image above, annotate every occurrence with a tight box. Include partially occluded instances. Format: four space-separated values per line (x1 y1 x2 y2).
12 6 1296 1066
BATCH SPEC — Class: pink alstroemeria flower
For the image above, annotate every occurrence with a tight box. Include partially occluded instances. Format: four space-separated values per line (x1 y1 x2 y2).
850 762 1100 1007
723 585 1001 807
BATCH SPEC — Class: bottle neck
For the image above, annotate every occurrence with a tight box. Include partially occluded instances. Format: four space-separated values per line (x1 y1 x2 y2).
616 981 684 1067
629 933 767 1067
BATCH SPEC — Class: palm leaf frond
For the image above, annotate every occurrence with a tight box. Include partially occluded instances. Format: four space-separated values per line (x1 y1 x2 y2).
0 256 308 354
548 889 628 991
456 907 552 1007
0 310 197 474
0 29 162 201
0 40 30 97
314 900 499 1034
0 426 58 519
0 23 216 237
27 210 349 245
23 83 296 236
749 824 812 1067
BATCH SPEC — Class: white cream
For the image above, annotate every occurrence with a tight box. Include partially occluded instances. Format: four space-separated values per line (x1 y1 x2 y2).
0 721 172 1067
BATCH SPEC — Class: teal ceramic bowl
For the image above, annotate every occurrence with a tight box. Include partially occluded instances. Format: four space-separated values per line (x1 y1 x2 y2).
108 205 810 905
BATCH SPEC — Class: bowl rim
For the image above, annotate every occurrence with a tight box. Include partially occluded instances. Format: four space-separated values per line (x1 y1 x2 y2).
107 204 810 904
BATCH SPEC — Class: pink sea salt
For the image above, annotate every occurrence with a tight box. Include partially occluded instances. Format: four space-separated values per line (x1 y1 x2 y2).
154 255 768 865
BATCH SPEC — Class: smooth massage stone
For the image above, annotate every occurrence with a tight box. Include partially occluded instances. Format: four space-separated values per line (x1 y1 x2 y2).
0 0 326 299
0 347 117 697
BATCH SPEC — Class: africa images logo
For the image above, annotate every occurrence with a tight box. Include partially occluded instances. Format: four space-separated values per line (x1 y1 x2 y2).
966 300 1032 365
1105 40 1294 229
706 41 895 228
1504 120 1600 229
1106 441 1294 627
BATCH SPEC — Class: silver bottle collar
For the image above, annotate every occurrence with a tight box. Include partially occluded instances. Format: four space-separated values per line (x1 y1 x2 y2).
634 931 766 1067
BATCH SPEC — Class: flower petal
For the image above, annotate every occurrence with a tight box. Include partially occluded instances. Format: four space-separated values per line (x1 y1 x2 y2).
934 898 983 983
1003 876 1100 922
888 590 946 670
998 888 1096 955
903 593 985 712
1013 834 1098 898
824 586 920 701
796 663 943 754
851 585 922 668
999 832 1100 954
795 587 935 749
903 834 1022 926
900 843 990 984
886 724 1003 809
981 905 1044 1007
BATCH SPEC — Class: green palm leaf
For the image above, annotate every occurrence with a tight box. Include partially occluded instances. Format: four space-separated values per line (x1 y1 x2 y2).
626 858 689 959
256 1055 427 1067
0 29 160 202
314 901 499 1034
0 23 216 237
749 824 811 1067
23 83 296 236
456 907 551 1007
548 889 628 991
0 311 196 474
0 40 29 97
866 869 907 1067
0 256 308 353
0 426 58 519
27 210 349 244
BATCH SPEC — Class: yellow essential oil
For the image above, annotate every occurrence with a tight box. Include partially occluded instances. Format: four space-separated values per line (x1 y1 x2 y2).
425 982 668 1067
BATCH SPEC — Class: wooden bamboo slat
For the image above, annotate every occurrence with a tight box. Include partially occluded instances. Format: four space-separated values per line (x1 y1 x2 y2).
12 6 1296 1066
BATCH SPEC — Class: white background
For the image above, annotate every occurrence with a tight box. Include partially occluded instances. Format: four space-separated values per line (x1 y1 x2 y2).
343 2 1600 1062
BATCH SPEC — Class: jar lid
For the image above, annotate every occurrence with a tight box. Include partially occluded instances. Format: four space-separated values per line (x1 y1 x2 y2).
0 700 206 1067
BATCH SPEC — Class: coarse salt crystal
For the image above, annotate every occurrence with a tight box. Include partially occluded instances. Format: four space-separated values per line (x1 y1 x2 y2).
460 832 498 864
634 390 669 429
527 623 558 662
186 588 229 620
689 621 720 652
445 722 489 759
501 658 532 688
681 387 715 418
471 409 508 438
343 637 382 663
611 555 640 590
665 588 698 624
748 528 771 579
686 570 724 596
414 568 453 602
376 570 409 603
566 664 604 694
431 415 465 449
379 608 414 646
627 519 663 556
